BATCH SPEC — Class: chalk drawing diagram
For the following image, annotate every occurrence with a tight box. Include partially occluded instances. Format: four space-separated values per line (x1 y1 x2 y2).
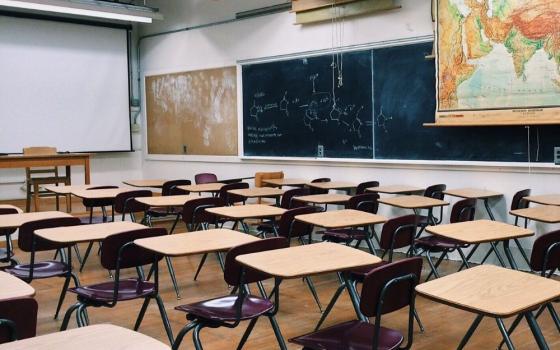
250 100 264 122
376 106 393 133
279 91 289 117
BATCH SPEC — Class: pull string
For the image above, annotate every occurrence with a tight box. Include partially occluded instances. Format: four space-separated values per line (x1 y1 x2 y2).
526 126 532 174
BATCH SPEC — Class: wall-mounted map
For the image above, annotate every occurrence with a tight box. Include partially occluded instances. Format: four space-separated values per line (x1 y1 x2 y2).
435 0 560 125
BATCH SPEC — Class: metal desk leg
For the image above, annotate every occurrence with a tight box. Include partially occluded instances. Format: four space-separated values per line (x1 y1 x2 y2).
457 314 484 350
503 240 519 270
490 242 507 267
525 311 550 350
496 318 516 350
483 198 495 221
343 273 367 322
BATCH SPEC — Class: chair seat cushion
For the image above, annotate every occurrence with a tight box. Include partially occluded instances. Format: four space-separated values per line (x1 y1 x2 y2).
415 235 465 251
6 260 69 279
349 261 389 282
146 207 181 218
69 278 155 302
322 229 368 243
175 295 273 322
289 320 404 350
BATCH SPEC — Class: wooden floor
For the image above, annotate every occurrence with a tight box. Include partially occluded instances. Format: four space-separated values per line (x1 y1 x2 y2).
4 199 559 349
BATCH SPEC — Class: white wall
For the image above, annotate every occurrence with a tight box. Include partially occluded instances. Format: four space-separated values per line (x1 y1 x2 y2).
145 0 560 265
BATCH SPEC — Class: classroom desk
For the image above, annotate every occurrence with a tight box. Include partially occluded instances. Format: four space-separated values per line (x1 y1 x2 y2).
71 188 128 200
122 179 167 188
305 181 356 192
0 324 170 350
510 205 560 224
293 193 351 205
0 153 91 184
178 183 225 194
35 221 144 244
228 187 284 205
524 194 560 206
366 185 425 195
0 205 23 214
0 271 35 300
262 178 308 188
43 184 99 213
236 242 381 349
444 188 503 220
426 220 533 270
205 204 286 234
295 209 387 229
0 211 72 229
416 265 560 350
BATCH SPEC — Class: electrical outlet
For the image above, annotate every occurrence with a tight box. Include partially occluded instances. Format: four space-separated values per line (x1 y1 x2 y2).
183 145 187 154
555 147 560 165
317 144 324 158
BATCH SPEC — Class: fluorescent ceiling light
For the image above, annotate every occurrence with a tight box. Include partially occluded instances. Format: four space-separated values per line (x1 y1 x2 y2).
0 0 157 23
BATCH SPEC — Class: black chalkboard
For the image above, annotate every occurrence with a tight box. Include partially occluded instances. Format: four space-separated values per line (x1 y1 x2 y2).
242 42 560 162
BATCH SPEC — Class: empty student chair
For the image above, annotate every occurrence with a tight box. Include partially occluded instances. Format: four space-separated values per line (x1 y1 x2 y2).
0 297 38 344
416 184 447 236
218 182 249 206
509 188 532 267
81 186 119 224
171 238 288 350
144 179 192 225
0 207 19 265
60 227 173 344
308 177 331 195
194 173 218 184
6 217 82 319
415 198 476 280
356 180 380 194
290 257 422 350
114 190 152 223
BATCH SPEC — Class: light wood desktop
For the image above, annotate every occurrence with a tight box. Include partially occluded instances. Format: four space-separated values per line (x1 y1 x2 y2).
510 205 560 224
0 271 35 300
262 178 307 187
135 194 200 208
178 183 225 193
444 188 503 220
43 184 94 194
0 211 72 229
305 181 356 191
379 195 449 209
524 194 560 206
0 153 91 184
206 204 286 220
0 204 23 213
71 188 128 200
295 209 387 229
293 194 351 205
0 324 170 350
367 185 424 194
122 179 167 188
35 221 145 244
416 265 560 349
228 187 284 199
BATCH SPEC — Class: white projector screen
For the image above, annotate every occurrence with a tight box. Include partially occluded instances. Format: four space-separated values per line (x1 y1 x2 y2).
0 14 132 153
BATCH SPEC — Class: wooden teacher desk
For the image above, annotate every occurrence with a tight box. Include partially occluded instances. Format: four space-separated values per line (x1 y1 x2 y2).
0 153 91 184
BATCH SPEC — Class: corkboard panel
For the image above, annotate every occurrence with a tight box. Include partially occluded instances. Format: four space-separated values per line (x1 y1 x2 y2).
145 67 238 156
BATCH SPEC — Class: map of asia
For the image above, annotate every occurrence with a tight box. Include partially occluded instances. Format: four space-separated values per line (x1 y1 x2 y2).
436 0 560 125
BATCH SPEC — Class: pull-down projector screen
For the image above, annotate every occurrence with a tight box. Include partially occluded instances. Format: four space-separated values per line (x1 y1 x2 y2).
0 14 132 153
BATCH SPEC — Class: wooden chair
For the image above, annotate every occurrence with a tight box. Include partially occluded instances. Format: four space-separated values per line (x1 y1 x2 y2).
23 147 70 212
254 171 284 204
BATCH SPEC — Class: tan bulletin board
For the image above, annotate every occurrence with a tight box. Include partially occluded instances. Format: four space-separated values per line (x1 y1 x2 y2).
145 66 238 155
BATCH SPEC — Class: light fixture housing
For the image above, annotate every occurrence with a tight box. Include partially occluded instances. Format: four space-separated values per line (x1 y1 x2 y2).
0 0 162 23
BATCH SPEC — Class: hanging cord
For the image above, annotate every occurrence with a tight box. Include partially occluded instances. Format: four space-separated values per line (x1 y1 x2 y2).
526 126 532 174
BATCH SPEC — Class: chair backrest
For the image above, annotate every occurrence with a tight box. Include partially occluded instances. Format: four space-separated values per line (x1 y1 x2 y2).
360 257 422 316
223 237 289 286
254 171 284 188
195 173 218 184
0 298 38 343
100 227 166 270
424 184 446 200
162 179 191 196
23 147 57 156
82 186 119 207
18 217 82 252
276 206 321 240
0 208 20 235
511 189 531 211
530 229 560 274
218 182 249 205
114 190 152 214
309 177 331 195
280 187 310 209
356 180 380 195
449 198 477 223
181 197 224 228
346 193 379 214
379 215 418 257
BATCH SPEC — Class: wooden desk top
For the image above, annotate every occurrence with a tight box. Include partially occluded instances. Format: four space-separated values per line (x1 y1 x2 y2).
123 179 167 188
0 205 23 213
367 185 424 194
35 221 145 244
379 195 449 209
510 205 560 224
0 324 170 350
305 181 356 190
443 188 503 199
71 188 128 199
416 265 560 317
0 153 91 160
236 242 381 279
134 229 260 257
296 209 387 228
524 194 560 206
178 183 225 193
136 194 200 207
262 178 307 187
0 272 35 300
228 187 284 198
206 204 286 219
293 194 351 205
426 220 534 244
0 211 72 229
43 184 95 194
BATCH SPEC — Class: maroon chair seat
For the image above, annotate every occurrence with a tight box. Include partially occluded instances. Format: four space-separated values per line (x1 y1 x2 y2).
175 295 273 322
6 261 69 279
322 228 368 243
290 320 403 350
349 261 389 282
70 279 156 302
414 235 466 252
